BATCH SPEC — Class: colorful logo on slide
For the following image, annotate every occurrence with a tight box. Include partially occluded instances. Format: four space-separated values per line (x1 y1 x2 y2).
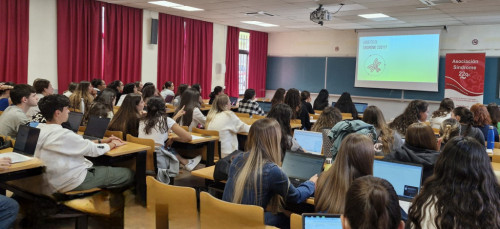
364 54 386 76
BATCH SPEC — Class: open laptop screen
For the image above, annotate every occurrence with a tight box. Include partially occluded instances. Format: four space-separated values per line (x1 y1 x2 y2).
67 112 84 133
293 130 323 155
303 214 342 229
373 160 423 199
282 151 324 181
256 101 272 113
84 116 110 139
14 125 40 155
354 103 368 113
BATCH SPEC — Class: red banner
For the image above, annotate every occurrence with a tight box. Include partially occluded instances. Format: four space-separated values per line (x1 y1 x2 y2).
444 53 485 108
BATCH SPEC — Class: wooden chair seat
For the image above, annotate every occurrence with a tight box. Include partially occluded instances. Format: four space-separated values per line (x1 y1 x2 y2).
200 191 268 229
62 190 124 218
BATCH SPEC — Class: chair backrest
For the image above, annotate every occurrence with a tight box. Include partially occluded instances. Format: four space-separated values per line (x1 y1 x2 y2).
234 112 250 118
290 213 302 229
146 176 198 229
105 130 123 140
312 114 320 120
193 128 220 160
78 126 86 132
199 192 266 229
291 119 301 125
314 110 322 114
127 134 156 172
70 108 82 113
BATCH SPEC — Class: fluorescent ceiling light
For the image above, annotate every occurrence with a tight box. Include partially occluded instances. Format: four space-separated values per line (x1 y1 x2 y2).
173 6 203 11
359 13 390 19
148 1 204 11
241 21 278 27
149 1 182 7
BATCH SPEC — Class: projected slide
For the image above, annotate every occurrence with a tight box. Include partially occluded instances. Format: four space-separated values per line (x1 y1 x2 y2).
355 29 441 92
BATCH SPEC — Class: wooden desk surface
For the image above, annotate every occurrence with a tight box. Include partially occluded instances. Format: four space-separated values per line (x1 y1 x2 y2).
239 117 301 129
76 132 150 157
0 148 44 175
171 133 220 144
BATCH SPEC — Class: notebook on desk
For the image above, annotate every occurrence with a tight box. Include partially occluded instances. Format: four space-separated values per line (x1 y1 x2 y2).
0 125 41 163
66 112 84 133
293 130 323 155
373 159 423 212
82 116 110 140
302 213 342 229
282 150 325 188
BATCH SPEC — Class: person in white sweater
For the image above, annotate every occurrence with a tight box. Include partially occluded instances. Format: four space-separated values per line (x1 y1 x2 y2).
206 94 250 157
34 94 132 194
429 98 454 129
407 137 500 229
175 88 206 131
138 97 201 171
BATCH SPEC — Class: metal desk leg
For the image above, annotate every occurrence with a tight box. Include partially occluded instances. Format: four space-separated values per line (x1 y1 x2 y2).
135 150 147 206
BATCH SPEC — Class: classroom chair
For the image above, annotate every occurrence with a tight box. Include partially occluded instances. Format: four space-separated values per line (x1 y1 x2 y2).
70 108 82 113
200 191 273 229
127 134 157 175
113 106 120 114
235 112 250 118
312 114 320 120
290 213 302 229
341 113 353 120
291 119 302 125
193 127 221 160
314 110 323 114
78 126 86 132
105 130 123 141
146 176 199 229
375 155 385 159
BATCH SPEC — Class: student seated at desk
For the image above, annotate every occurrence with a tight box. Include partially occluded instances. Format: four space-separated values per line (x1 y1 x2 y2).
315 134 374 214
0 84 38 139
223 119 317 229
84 88 116 125
139 97 201 174
299 91 314 130
471 103 499 142
270 88 285 108
69 81 94 113
191 83 205 106
284 88 300 119
408 137 500 229
451 106 485 144
238 89 265 116
389 100 428 136
160 81 175 101
437 118 461 150
63 82 78 98
91 78 106 96
267 104 303 154
311 107 342 158
362 106 403 156
176 88 206 131
429 98 454 130
35 94 132 194
116 83 138 106
487 103 500 133
384 123 440 182
313 89 329 111
342 176 404 229
206 94 250 157
172 84 188 107
109 93 144 138
334 92 358 120
107 80 124 105
0 157 20 229
208 86 223 105
0 82 14 111
26 79 55 118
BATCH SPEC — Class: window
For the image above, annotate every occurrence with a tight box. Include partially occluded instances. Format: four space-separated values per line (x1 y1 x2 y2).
238 32 250 95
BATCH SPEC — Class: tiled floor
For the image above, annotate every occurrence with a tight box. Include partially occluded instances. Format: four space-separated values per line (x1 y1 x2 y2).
13 164 207 229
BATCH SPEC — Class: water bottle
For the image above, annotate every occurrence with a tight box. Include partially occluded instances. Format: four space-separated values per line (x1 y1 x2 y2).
487 126 495 153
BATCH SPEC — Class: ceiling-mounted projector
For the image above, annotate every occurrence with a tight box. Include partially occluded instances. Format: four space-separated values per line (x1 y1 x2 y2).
310 5 331 26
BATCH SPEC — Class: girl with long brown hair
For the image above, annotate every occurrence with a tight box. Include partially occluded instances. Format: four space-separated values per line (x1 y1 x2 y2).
430 98 454 129
206 94 250 157
311 107 342 158
389 100 428 135
175 88 206 131
69 81 94 113
315 134 374 214
471 103 499 142
222 118 317 228
362 105 403 155
270 88 286 107
108 93 144 138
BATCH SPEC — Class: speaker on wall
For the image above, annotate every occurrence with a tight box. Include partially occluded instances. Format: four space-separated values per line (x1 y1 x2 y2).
151 19 158 44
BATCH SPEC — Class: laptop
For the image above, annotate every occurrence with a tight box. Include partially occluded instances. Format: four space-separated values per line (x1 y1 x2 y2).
354 102 368 114
229 97 238 106
331 102 336 107
0 125 41 163
66 112 84 133
373 160 423 212
256 101 272 113
293 130 323 155
302 213 342 229
282 150 325 187
82 116 110 140
165 95 174 103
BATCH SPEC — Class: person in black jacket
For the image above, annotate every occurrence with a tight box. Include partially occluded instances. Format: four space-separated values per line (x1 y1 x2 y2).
334 92 358 120
384 123 440 182
313 89 329 111
299 91 314 130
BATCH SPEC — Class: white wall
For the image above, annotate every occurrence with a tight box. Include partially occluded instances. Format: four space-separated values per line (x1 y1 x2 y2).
141 10 159 87
28 0 57 91
440 24 500 56
211 24 227 90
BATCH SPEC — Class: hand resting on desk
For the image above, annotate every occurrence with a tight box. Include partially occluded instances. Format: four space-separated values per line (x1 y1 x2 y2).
0 157 12 170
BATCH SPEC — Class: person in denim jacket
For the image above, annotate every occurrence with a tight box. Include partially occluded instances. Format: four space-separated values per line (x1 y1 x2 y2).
223 118 317 228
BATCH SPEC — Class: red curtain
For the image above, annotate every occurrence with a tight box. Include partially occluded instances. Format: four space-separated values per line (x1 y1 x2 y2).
103 3 142 84
0 0 29 84
57 0 102 93
184 18 213 99
224 26 240 98
248 30 268 98
157 14 184 91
